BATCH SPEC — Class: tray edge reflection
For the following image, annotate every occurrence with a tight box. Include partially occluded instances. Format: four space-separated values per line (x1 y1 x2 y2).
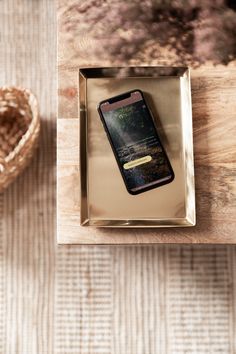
79 66 196 228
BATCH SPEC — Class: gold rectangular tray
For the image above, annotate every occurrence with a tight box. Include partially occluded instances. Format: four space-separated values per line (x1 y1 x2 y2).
79 67 195 227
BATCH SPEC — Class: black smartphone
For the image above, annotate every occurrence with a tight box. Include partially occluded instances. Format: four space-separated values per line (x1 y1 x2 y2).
97 89 174 195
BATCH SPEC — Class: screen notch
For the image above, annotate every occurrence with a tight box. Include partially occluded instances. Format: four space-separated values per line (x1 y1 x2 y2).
100 90 143 113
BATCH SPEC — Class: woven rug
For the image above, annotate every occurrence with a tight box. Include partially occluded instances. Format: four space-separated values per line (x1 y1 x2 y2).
0 1 236 353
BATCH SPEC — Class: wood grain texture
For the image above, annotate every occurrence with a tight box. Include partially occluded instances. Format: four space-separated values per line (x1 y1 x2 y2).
57 2 236 245
57 68 236 244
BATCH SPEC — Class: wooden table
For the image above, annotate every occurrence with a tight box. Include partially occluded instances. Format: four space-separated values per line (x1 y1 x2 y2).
58 60 236 244
57 0 236 244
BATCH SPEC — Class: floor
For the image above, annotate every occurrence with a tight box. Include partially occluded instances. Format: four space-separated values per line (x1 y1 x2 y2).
0 1 236 353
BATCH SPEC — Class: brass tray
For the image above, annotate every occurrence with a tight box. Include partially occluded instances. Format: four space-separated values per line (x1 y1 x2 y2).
79 67 195 227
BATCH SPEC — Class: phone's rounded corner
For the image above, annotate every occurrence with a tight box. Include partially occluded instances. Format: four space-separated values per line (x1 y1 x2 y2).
96 103 100 112
132 88 144 97
169 171 175 184
126 187 139 196
96 100 103 112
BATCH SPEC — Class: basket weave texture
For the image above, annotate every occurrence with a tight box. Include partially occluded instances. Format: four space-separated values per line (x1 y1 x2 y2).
0 87 40 191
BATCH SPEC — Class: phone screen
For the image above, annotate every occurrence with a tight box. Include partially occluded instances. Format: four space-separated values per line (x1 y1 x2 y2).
99 90 174 194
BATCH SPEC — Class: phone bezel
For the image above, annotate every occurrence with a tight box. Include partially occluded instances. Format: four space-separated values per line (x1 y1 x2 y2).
97 89 175 195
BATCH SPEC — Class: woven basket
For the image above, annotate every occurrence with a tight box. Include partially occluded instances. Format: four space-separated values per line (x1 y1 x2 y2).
0 87 40 191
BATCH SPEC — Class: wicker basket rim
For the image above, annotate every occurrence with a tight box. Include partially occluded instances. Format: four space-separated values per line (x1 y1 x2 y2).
0 86 39 164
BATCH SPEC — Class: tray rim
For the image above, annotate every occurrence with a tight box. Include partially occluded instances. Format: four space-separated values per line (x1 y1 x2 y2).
79 66 196 228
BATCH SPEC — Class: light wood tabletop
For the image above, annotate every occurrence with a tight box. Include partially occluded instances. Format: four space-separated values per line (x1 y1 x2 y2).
57 4 236 244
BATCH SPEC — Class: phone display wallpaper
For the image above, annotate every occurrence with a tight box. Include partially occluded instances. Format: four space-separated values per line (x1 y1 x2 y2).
102 100 172 190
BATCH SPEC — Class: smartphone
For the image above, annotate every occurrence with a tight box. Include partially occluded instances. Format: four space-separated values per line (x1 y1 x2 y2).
97 89 174 195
